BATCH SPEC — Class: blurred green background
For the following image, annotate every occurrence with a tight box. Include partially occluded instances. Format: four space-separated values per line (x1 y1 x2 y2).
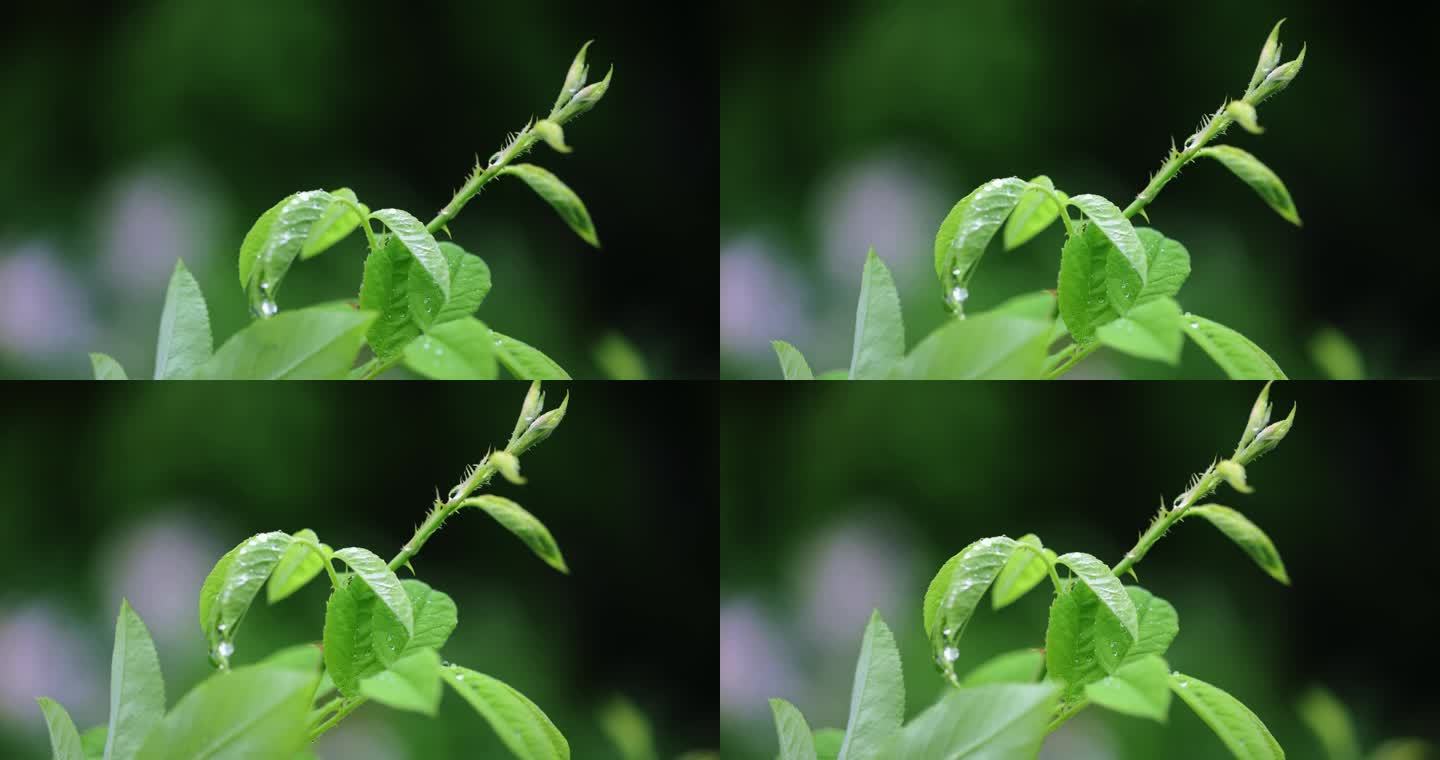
720 0 1436 378
720 382 1440 758
0 382 715 758
0 0 714 379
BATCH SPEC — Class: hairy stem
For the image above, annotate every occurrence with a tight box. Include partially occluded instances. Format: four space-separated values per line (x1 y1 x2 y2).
426 130 540 235
1122 106 1232 220
1113 465 1221 577
387 454 497 572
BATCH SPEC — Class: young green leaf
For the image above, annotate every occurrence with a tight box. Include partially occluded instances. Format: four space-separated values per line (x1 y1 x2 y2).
323 580 385 698
153 259 212 379
1067 194 1148 282
837 611 903 760
91 353 129 380
1170 671 1284 760
1056 552 1139 639
409 242 492 330
460 495 568 573
1045 584 1108 693
923 537 1019 642
849 249 905 380
492 330 572 379
403 317 499 380
1057 224 1120 342
237 190 336 298
370 208 451 298
985 290 1057 321
373 579 458 667
991 534 1053 610
1296 688 1362 760
332 547 414 636
1184 314 1288 379
1105 228 1191 314
1308 328 1365 380
533 120 571 154
359 647 444 716
1198 146 1301 225
592 332 648 380
959 649 1045 687
1095 296 1185 365
897 313 1051 380
36 697 85 760
266 529 329 604
1085 655 1172 722
441 666 570 760
193 307 376 380
1003 177 1065 251
932 177 1029 289
501 164 600 247
301 188 368 260
877 683 1058 759
200 531 293 660
772 340 815 380
1247 19 1286 93
135 661 319 760
1094 586 1180 674
770 699 819 760
1186 505 1290 584
106 600 166 760
1227 101 1264 134
358 236 421 360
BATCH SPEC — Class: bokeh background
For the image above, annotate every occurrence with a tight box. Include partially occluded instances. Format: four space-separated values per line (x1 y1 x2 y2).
720 0 1436 378
721 382 1440 758
1 0 715 379
0 382 716 758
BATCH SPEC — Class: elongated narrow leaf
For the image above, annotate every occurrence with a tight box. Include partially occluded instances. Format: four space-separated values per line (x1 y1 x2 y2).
91 353 129 380
410 242 492 330
153 259 212 379
1094 586 1180 674
850 249 905 379
1057 224 1120 342
105 600 165 760
194 307 376 380
1187 505 1290 584
373 579 458 667
1086 655 1172 722
1198 146 1301 225
1096 296 1184 365
770 699 819 760
323 580 383 697
442 666 570 760
1004 177 1066 251
234 196 283 287
332 547 414 636
837 611 903 760
237 190 336 296
1171 672 1284 760
1046 584 1107 694
266 529 329 604
924 538 1020 684
932 177 1028 287
897 312 1051 380
403 317 499 379
1068 194 1147 281
991 534 1052 610
492 330 571 379
1056 553 1138 639
1308 328 1365 380
1296 688 1361 760
37 698 85 760
199 532 293 664
502 164 600 247
461 495 568 573
773 340 815 380
1105 228 1191 314
878 683 1058 759
959 649 1045 687
135 661 319 760
358 236 420 360
370 208 450 298
301 188 368 259
360 647 443 716
1184 314 1288 379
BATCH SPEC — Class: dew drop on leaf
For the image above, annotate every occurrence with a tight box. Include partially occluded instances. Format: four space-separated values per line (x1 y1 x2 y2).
942 646 960 663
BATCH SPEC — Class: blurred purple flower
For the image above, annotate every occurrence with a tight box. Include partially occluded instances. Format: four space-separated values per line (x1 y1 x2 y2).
0 243 97 357
99 512 225 645
98 163 218 294
795 518 910 652
0 604 102 727
720 598 801 720
719 237 811 358
813 153 946 285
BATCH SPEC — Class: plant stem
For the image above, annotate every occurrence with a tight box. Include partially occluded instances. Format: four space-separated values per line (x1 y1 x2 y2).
1122 105 1232 220
426 130 540 235
1043 343 1099 380
1016 542 1064 593
1046 699 1089 734
309 696 367 742
1113 465 1220 577
387 454 497 572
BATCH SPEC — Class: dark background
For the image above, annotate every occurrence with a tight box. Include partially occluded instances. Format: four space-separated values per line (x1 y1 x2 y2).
720 382 1440 758
720 0 1434 378
0 382 716 758
0 0 715 379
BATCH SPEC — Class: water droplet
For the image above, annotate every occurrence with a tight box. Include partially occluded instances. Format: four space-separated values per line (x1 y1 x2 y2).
217 623 228 632
946 286 969 319
488 150 505 167
1188 321 1199 329
217 641 235 658
1178 679 1190 688
941 646 960 663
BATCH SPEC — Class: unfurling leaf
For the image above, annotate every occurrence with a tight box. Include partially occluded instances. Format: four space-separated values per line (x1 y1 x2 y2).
1055 553 1139 639
923 537 1020 683
1067 194 1148 283
370 208 451 298
1197 146 1301 225
1186 505 1290 584
1003 176 1066 251
332 547 415 636
932 177 1028 296
501 164 600 247
991 534 1053 610
460 495 568 573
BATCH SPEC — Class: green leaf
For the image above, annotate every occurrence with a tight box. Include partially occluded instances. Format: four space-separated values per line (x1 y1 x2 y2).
359 236 421 360
897 313 1051 380
1308 328 1365 380
1296 688 1361 760
1046 584 1108 694
991 534 1052 610
135 661 319 760
1096 296 1185 365
770 699 818 760
1105 228 1191 314
373 579 458 667
370 208 450 298
492 330 571 379
441 666 570 760
36 697 85 760
91 353 129 380
813 729 845 760
1094 586 1180 674
984 290 1057 321
1086 655 1172 722
592 332 649 380
501 164 600 247
1056 552 1138 639
1004 177 1066 251
153 259 212 379
301 188 368 260
332 547 414 636
199 532 293 662
360 647 443 716
1227 101 1264 134
461 495 568 573
923 537 1019 642
266 529 329 604
105 600 166 760
878 683 1058 758
959 649 1045 687
597 697 657 760
932 177 1028 287
1198 146 1301 225
1369 740 1434 760
410 242 492 330
1186 505 1290 584
1058 224 1121 342
237 190 336 296
849 249 905 380
323 580 383 697
837 611 903 760
1184 314 1288 379
772 340 814 380
816 370 848 380
1068 194 1148 281
1170 671 1284 760
81 726 107 759
194 307 376 380
403 317 499 380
